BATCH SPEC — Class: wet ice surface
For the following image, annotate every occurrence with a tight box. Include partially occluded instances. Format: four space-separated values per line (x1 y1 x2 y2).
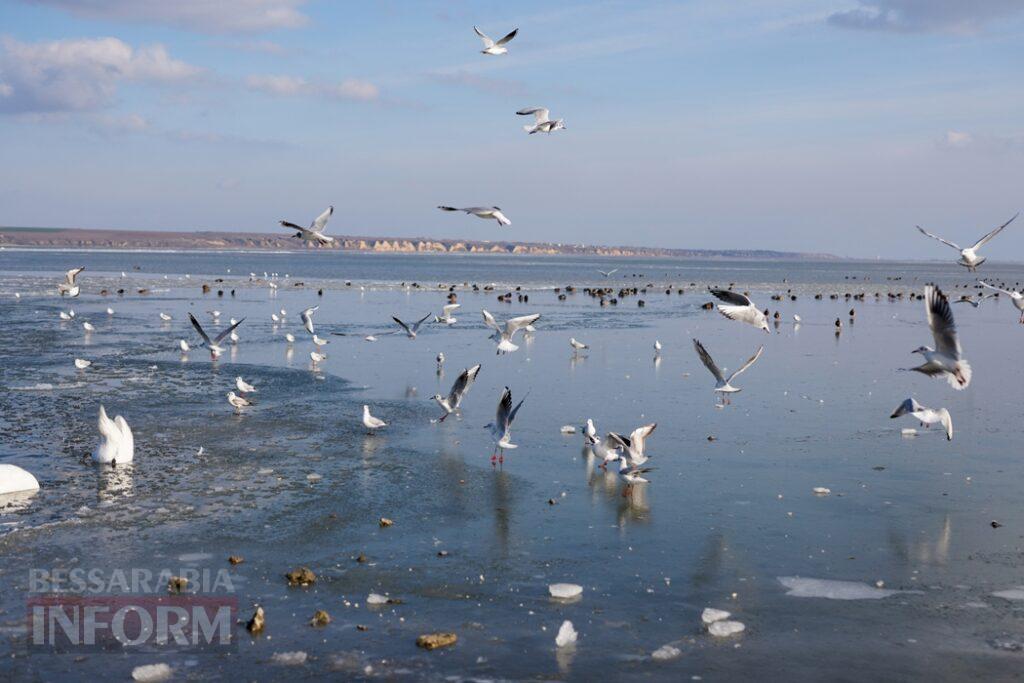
3 251 1024 679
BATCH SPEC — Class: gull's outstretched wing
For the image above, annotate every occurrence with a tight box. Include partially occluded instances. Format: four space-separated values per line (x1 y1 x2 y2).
693 339 724 382
970 212 1018 251
312 206 333 232
709 288 753 307
392 316 412 335
473 26 494 48
890 397 921 418
279 220 304 231
481 309 501 332
411 313 432 333
496 28 518 46
925 286 960 358
189 313 212 346
65 267 85 285
516 107 549 123
214 317 245 344
449 364 481 403
505 313 540 337
442 303 461 316
916 226 960 251
978 280 1014 296
726 345 764 383
629 423 657 456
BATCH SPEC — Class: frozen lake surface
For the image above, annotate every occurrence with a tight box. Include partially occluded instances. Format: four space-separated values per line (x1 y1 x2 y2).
2 249 1024 680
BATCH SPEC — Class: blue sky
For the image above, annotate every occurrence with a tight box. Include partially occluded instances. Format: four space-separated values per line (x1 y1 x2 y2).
0 0 1021 258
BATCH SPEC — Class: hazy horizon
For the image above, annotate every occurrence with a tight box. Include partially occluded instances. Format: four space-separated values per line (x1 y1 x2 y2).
0 0 1021 259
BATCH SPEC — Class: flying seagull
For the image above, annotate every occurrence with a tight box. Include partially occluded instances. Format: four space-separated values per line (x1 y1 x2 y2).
891 398 953 441
434 303 461 325
482 310 540 354
393 313 432 338
907 285 971 390
916 213 1018 271
979 280 1024 322
362 405 387 434
474 26 517 55
280 206 335 246
301 306 319 334
598 269 619 278
693 339 764 402
609 423 657 467
437 205 511 227
516 107 565 134
709 288 770 333
58 267 84 297
485 386 525 465
433 363 481 421
189 313 245 359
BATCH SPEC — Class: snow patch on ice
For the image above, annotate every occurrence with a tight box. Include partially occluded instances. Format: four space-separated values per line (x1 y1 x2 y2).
779 576 908 600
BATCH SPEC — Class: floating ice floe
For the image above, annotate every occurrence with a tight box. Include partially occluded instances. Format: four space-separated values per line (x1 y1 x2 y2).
708 621 745 637
131 663 172 682
991 587 1024 601
271 651 308 666
812 487 831 496
701 607 730 624
366 593 389 605
549 583 583 600
778 577 910 600
560 425 577 434
651 644 682 661
901 428 917 437
555 620 577 648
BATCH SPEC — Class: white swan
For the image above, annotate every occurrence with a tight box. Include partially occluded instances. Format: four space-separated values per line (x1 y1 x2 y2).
0 464 40 495
91 405 134 464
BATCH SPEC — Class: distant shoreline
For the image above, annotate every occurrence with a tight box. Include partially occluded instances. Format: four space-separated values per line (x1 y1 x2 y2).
0 226 836 261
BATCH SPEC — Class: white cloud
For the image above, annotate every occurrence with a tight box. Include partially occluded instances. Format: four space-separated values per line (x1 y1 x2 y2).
246 74 380 102
26 0 309 34
828 0 1024 34
0 36 200 113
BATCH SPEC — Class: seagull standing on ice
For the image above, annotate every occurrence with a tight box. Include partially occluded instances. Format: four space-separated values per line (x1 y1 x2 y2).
437 205 511 227
485 386 525 466
569 337 589 353
434 303 460 325
593 433 623 470
609 423 657 467
58 267 84 297
979 280 1024 322
301 306 318 334
482 310 540 354
583 418 598 446
615 456 654 499
907 285 971 390
226 392 251 412
654 340 662 353
393 313 432 338
693 339 764 402
473 26 517 55
433 364 481 421
915 213 1018 271
280 206 335 246
362 405 387 434
516 107 565 134
709 289 770 332
890 398 953 440
179 339 190 353
235 377 256 394
189 313 245 359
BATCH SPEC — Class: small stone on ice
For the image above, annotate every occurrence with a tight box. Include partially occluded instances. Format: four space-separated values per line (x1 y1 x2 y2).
555 620 577 648
651 644 682 661
549 583 583 599
701 608 731 624
132 664 172 682
708 620 745 637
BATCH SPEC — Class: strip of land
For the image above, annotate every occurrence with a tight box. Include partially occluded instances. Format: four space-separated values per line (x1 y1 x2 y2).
0 226 835 259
